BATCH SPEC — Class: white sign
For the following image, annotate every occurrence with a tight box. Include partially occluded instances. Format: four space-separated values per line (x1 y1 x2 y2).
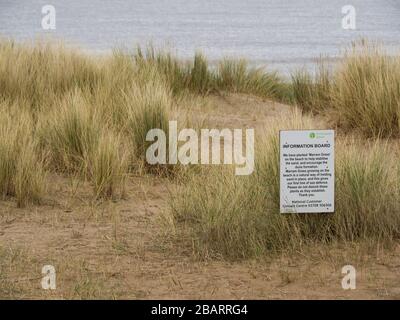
280 130 335 213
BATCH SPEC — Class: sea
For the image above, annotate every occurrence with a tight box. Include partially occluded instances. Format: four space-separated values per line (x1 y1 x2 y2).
1 0 400 75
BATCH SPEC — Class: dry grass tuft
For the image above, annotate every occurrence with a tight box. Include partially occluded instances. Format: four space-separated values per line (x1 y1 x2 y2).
87 132 128 199
0 106 45 207
292 42 400 137
171 111 400 259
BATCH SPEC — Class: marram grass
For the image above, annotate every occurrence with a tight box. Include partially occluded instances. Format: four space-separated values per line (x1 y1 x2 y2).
170 111 400 259
133 45 289 100
0 39 399 259
0 106 45 207
292 43 400 138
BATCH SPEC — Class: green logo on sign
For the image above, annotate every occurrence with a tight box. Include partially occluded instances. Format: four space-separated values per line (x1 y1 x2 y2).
309 132 316 138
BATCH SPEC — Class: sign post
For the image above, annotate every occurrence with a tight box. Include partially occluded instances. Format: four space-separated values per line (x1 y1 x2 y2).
279 130 335 213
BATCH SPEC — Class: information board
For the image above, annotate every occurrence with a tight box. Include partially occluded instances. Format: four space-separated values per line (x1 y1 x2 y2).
280 130 335 213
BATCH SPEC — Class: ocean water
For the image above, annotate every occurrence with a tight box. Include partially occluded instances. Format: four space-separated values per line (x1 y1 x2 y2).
1 0 400 75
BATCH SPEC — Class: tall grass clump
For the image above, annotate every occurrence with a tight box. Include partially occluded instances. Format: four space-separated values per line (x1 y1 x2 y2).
0 40 100 113
39 90 101 173
0 107 45 207
89 50 139 128
134 46 190 95
187 52 215 95
292 43 400 137
134 46 290 100
291 62 332 114
331 44 400 137
334 141 400 240
123 77 172 173
135 47 215 95
171 111 400 259
87 132 128 199
38 90 129 199
216 59 288 101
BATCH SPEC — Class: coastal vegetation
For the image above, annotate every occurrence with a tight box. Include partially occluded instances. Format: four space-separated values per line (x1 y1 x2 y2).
0 39 399 260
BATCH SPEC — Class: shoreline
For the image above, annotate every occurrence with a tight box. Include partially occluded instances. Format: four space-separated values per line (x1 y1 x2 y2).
3 34 400 76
